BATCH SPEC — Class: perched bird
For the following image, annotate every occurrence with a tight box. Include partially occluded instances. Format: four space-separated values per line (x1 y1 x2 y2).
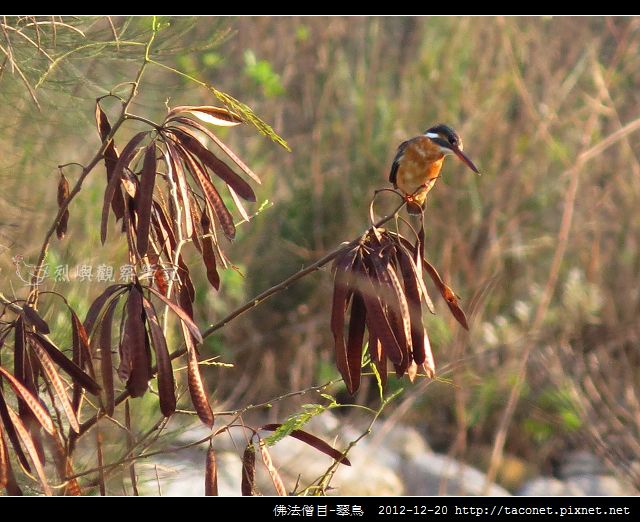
389 124 480 214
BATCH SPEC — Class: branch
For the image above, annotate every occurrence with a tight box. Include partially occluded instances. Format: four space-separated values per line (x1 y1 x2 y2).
27 25 157 305
77 198 407 436
0 292 23 314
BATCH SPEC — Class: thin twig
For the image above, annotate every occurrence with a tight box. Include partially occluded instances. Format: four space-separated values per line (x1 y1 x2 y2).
27 24 157 306
199 198 406 340
312 388 403 495
77 198 406 437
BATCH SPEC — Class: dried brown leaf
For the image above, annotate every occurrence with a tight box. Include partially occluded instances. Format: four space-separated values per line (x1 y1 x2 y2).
241 442 256 496
167 105 243 127
48 419 80 495
442 285 470 331
4 466 21 495
70 308 95 414
422 329 436 379
101 131 148 244
200 201 229 269
105 141 125 221
123 286 151 398
422 258 469 330
165 140 193 238
259 440 287 496
165 116 261 185
261 425 351 466
83 284 126 335
189 195 203 253
0 390 30 472
56 172 70 240
136 144 157 257
155 195 178 245
228 185 251 223
13 317 25 385
331 249 357 392
0 366 54 436
185 324 214 428
178 144 236 240
170 127 256 202
362 270 403 366
6 406 52 496
396 232 469 330
150 204 176 262
205 444 218 496
345 293 366 394
95 100 111 141
97 100 124 223
70 309 94 374
22 305 50 334
412 240 435 314
118 304 131 383
407 360 418 382
0 425 8 490
31 341 80 433
382 259 412 358
99 300 117 416
395 250 426 365
149 218 171 266
178 256 196 304
13 318 39 451
147 286 203 344
200 209 220 290
141 296 175 417
120 170 138 198
396 243 434 314
178 285 195 320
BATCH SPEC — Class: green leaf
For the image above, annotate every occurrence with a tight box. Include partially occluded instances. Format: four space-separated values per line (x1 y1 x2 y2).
264 403 327 446
209 86 290 151
370 361 384 403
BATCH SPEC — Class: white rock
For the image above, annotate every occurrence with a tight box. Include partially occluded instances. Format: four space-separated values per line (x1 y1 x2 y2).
142 450 243 496
560 450 603 479
518 477 581 496
368 424 431 462
264 432 403 495
402 453 511 496
565 475 636 496
517 475 635 496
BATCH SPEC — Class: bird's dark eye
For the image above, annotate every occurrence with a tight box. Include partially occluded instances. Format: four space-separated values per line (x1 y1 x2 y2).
449 137 457 145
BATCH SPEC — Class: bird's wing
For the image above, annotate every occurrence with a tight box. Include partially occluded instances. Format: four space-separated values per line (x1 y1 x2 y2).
389 139 410 186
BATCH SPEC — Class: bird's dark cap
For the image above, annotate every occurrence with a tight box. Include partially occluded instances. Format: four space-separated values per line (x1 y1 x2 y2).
424 123 461 145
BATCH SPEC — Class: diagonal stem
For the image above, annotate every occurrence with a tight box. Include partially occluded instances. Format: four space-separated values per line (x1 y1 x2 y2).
27 27 156 307
77 199 406 436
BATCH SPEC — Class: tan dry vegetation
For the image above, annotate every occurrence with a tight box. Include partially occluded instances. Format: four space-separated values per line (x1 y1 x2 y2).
1 16 639 493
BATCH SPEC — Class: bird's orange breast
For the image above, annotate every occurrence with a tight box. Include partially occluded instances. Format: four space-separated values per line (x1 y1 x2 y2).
395 136 445 197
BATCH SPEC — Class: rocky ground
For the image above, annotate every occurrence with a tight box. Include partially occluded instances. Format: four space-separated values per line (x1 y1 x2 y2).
139 412 636 496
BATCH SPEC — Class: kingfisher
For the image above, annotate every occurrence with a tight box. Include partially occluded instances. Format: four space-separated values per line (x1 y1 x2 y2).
389 124 480 214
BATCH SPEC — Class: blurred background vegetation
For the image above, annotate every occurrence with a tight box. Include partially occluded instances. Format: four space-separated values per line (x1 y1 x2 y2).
1 16 639 492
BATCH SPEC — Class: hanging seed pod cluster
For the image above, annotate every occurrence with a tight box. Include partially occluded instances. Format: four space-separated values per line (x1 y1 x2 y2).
331 227 468 394
0 102 263 494
98 103 260 288
0 305 98 495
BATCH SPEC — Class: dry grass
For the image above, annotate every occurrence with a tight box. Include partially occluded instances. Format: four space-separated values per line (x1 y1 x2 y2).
1 16 639 491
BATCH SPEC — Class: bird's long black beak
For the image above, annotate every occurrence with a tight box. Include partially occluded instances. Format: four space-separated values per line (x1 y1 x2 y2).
453 146 481 175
